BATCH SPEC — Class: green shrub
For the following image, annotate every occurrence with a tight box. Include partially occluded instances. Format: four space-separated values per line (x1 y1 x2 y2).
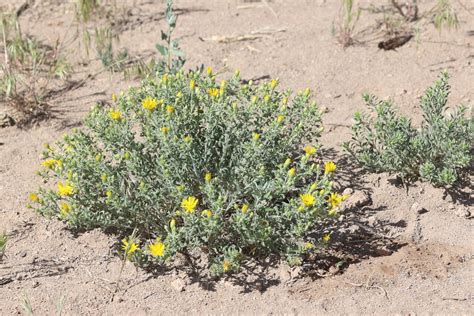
30 69 345 274
344 72 473 187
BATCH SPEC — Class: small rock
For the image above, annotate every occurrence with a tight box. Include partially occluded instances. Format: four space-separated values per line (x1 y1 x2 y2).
343 190 372 210
454 207 470 218
170 278 186 292
320 106 329 113
0 112 15 128
19 251 27 258
279 267 292 282
347 224 361 234
343 188 354 195
411 202 428 214
290 266 302 279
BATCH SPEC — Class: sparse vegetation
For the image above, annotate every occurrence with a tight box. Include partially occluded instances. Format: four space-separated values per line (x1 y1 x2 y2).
344 72 473 187
0 12 71 121
0 232 7 261
335 0 361 47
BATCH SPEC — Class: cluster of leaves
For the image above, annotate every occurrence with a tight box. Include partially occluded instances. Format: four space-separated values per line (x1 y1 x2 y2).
344 72 473 187
0 12 71 115
29 69 346 275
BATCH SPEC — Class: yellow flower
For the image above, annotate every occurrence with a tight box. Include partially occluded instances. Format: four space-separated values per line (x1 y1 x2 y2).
106 190 112 198
324 161 337 174
42 159 55 168
170 218 176 230
160 126 170 134
234 69 240 77
322 233 331 242
220 80 226 95
264 95 270 103
327 192 343 210
112 93 117 102
109 109 122 121
241 204 249 214
303 88 311 97
252 132 261 141
223 260 231 272
206 67 213 76
282 97 288 105
181 196 199 213
201 209 212 218
100 174 107 182
58 182 74 196
208 88 219 98
300 193 315 207
149 238 166 257
310 183 318 191
251 95 257 104
183 135 192 143
122 237 139 257
142 96 159 111
284 158 292 167
29 193 39 202
162 74 169 83
189 79 196 90
304 242 314 250
288 167 296 177
204 172 212 183
59 202 71 217
277 115 285 123
176 91 183 99
270 79 278 89
304 145 317 157
166 105 174 114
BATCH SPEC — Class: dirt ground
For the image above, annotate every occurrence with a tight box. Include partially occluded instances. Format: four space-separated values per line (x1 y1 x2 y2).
1 0 473 314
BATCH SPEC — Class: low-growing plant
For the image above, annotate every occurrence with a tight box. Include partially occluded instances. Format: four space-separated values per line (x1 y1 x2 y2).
93 26 128 71
344 72 473 187
0 232 7 261
334 0 361 47
29 69 346 275
0 12 71 119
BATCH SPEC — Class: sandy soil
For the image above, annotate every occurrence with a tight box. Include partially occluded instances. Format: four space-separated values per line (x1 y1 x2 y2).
1 0 473 314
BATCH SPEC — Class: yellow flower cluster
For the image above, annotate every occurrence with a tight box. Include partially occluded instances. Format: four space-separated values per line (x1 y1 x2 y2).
304 145 317 157
300 193 315 207
59 202 71 217
288 167 296 177
122 237 138 257
223 260 231 272
42 159 62 169
57 182 74 196
166 105 174 114
327 192 347 215
201 209 212 218
208 88 219 98
181 196 199 213
142 96 160 111
149 238 166 257
29 193 39 202
109 109 122 121
324 161 337 174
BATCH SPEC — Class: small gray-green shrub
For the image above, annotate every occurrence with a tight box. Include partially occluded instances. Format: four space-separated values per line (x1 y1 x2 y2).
30 69 345 275
344 72 473 187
